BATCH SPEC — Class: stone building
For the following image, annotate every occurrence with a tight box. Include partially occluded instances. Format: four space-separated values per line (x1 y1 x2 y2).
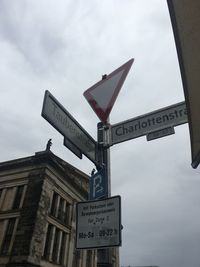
0 149 97 267
0 149 119 267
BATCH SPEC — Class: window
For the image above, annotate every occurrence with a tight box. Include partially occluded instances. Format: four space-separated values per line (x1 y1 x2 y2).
43 224 53 260
1 218 16 255
43 224 69 266
58 198 64 221
50 192 71 225
86 250 93 267
0 185 25 212
13 185 24 209
64 203 70 225
52 228 60 263
0 189 2 200
59 232 67 264
72 250 80 267
1 188 14 211
51 192 59 217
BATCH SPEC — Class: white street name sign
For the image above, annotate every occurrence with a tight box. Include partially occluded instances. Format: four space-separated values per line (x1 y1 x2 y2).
42 90 97 164
111 101 187 145
76 196 121 249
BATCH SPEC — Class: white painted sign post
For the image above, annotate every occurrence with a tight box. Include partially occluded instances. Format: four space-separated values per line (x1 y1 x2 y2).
83 59 134 267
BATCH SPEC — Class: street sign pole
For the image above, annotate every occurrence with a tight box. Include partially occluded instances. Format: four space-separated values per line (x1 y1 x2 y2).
83 60 133 266
97 121 113 267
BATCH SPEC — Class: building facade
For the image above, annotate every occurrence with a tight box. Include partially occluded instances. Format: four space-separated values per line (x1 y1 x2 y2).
0 150 97 267
0 150 119 267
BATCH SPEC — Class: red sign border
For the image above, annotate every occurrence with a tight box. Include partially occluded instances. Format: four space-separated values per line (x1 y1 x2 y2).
83 58 134 122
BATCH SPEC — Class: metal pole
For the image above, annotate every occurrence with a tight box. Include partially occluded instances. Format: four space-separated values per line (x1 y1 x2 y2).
97 121 112 267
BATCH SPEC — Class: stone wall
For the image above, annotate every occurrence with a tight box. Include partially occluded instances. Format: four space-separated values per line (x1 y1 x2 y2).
11 170 44 258
29 176 53 264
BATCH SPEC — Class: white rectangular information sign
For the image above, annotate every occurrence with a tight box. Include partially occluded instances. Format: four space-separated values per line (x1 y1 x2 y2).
76 196 121 249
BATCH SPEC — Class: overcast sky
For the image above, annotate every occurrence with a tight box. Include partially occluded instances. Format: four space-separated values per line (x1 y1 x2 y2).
0 1 200 267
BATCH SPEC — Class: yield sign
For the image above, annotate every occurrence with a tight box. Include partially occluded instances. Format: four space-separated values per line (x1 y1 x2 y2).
83 58 134 122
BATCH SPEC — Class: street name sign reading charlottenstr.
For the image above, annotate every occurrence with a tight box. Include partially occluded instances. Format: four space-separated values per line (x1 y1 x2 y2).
111 101 188 145
76 195 121 249
42 90 98 165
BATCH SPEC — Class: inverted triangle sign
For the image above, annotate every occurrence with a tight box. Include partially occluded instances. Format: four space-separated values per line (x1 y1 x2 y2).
83 58 134 122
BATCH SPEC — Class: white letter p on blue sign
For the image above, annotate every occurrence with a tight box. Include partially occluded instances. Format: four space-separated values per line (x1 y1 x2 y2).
89 168 106 200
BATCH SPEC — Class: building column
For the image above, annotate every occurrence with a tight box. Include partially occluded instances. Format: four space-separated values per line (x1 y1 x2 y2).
63 233 70 266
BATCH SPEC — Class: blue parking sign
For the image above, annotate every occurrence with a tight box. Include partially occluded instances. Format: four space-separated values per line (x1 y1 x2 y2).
89 168 107 200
